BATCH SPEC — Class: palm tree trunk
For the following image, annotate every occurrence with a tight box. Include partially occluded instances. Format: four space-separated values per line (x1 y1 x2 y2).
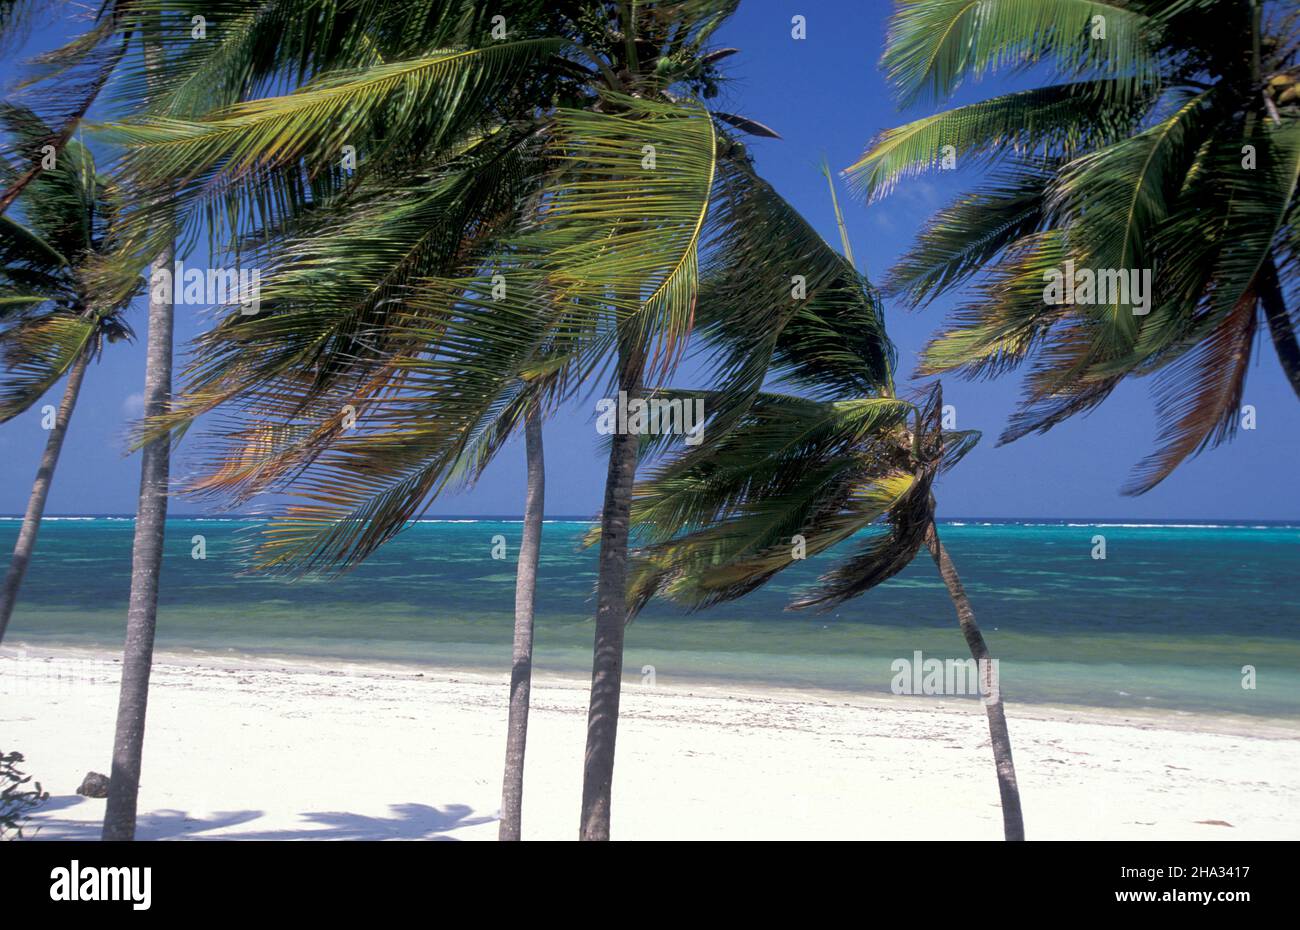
924 521 1025 841
499 405 544 841
101 241 173 842
578 355 642 841
1260 257 1300 401
0 346 91 645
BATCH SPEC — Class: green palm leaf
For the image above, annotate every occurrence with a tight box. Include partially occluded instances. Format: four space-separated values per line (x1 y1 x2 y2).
885 160 1051 306
98 37 568 274
0 313 95 420
172 94 719 573
855 0 1300 491
883 0 1159 107
622 390 917 611
846 81 1145 200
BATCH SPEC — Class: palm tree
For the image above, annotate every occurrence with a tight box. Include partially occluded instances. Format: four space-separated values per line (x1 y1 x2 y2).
81 0 593 844
11 2 247 841
5 0 625 843
846 0 1300 493
0 5 188 840
1 0 273 842
621 386 1024 839
100 26 179 843
7 0 527 840
500 405 543 841
94 0 889 840
0 108 134 644
100 248 171 841
612 169 1024 839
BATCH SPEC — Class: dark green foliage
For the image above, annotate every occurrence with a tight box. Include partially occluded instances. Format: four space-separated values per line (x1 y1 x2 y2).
1 750 48 839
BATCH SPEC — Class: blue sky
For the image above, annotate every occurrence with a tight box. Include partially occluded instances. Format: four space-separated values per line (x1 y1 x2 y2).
2 0 1297 519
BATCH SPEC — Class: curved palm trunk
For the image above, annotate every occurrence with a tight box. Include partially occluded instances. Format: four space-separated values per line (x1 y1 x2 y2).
102 242 173 842
579 357 642 841
499 407 544 841
1260 257 1300 401
924 521 1025 841
0 346 91 644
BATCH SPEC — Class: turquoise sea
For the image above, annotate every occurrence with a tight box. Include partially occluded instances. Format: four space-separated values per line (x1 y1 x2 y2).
2 517 1298 717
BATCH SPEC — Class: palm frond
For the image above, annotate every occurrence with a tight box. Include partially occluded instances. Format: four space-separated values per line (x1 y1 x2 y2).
1122 287 1257 494
170 94 720 574
1045 89 1215 348
621 390 917 611
0 313 95 420
882 0 1160 108
99 37 567 273
885 161 1052 306
679 148 894 449
846 80 1146 200
0 10 127 216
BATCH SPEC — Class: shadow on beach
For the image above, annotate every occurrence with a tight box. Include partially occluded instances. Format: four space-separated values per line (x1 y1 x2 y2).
25 796 495 840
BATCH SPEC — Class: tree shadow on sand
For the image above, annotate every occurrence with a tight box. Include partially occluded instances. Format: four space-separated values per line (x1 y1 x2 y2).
27 796 494 840
26 795 264 840
233 803 495 840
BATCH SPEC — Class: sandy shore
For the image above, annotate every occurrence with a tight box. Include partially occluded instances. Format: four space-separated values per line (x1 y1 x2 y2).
2 645 1298 840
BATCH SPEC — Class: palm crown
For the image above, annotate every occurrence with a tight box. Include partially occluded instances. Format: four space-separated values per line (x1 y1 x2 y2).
0 105 133 421
622 383 977 612
610 169 1024 838
613 175 974 616
848 0 1300 494
77 0 893 572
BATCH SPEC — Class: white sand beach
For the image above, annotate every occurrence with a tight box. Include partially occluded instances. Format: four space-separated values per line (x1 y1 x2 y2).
3 646 1298 840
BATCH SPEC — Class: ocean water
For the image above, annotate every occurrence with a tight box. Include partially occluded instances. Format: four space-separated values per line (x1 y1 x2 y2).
2 517 1298 717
